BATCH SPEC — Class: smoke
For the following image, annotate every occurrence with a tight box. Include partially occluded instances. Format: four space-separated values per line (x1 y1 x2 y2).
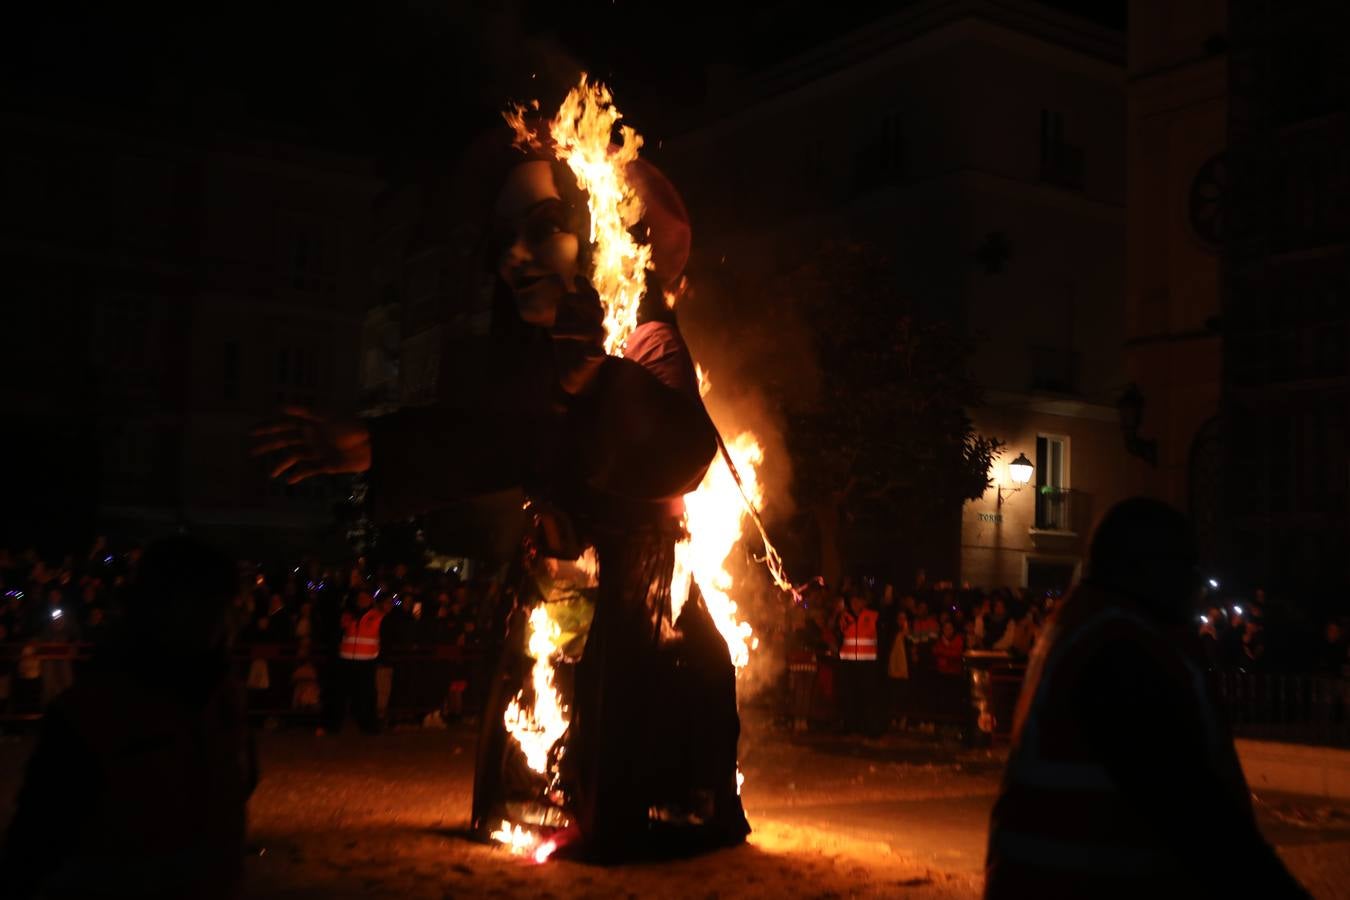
677 267 819 703
679 239 829 519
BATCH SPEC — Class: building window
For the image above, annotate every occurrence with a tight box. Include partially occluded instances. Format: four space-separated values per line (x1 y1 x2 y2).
1035 434 1071 530
106 423 153 478
4 154 51 220
1039 109 1084 191
1026 558 1077 595
879 113 904 175
98 295 152 377
293 231 312 291
283 215 336 294
273 343 319 406
1029 345 1079 393
801 139 825 182
223 340 240 402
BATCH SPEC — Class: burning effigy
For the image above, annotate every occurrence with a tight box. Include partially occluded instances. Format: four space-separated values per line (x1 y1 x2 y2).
454 75 786 862
249 69 786 863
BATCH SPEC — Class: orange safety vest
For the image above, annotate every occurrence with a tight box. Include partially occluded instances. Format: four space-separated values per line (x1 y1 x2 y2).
985 587 1250 895
839 609 879 661
339 608 384 661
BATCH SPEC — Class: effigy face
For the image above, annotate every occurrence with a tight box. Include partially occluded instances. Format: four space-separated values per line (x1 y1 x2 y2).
491 160 583 329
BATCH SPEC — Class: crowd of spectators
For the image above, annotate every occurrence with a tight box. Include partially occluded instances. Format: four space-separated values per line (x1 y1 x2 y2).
783 579 1053 736
230 556 498 720
1195 589 1349 678
782 575 1350 737
0 537 503 727
4 538 1348 738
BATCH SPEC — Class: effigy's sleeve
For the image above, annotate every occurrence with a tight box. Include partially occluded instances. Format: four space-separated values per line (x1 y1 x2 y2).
588 357 718 501
364 338 556 522
624 321 702 400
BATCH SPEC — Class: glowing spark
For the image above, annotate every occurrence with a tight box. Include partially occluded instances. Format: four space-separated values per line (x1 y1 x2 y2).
575 546 599 581
533 839 559 864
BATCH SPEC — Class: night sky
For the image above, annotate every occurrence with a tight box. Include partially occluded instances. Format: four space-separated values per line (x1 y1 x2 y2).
2 1 1126 163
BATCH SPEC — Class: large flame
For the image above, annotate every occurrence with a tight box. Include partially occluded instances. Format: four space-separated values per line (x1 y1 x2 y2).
672 429 763 669
509 75 651 356
506 77 771 672
501 76 789 816
551 78 652 356
503 604 569 774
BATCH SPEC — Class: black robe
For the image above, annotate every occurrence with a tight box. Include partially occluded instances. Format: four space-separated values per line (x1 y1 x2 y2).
365 336 749 860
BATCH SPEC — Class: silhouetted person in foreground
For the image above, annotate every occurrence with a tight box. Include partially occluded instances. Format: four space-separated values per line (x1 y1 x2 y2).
1 536 256 899
984 498 1307 899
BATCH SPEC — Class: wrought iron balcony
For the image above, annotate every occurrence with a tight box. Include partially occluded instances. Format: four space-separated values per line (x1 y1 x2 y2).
1034 486 1074 532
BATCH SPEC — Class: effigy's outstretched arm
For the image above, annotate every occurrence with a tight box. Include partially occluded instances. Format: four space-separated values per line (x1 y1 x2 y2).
364 338 558 522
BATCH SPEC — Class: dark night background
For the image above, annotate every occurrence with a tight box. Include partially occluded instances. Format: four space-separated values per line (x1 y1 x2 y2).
2 6 1350 897
0 1 1125 155
2 0 1346 616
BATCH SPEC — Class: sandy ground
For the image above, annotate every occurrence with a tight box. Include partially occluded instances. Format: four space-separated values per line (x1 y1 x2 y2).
3 716 1349 898
235 719 998 900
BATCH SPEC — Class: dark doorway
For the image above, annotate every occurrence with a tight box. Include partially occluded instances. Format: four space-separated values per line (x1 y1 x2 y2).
1026 559 1077 595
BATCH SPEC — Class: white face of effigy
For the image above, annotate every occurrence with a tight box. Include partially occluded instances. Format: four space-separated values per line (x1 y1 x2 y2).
493 160 581 328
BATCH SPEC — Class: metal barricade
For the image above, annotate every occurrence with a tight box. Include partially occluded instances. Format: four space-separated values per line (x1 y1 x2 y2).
964 650 1027 747
1217 670 1350 747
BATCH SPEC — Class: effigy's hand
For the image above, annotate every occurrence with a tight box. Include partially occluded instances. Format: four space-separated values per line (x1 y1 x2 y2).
554 339 605 395
552 278 606 395
553 278 606 342
250 406 371 484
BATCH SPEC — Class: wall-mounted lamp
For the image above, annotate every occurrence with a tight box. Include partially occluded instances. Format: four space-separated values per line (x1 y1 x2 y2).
998 452 1035 506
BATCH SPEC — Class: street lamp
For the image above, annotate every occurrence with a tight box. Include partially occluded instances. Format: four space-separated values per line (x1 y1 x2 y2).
998 452 1035 507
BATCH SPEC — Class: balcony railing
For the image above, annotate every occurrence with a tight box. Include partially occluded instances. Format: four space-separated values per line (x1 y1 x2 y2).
1034 486 1073 531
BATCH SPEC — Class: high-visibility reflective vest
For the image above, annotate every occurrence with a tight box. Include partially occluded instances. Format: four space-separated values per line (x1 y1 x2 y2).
839 609 879 661
339 608 384 661
985 587 1250 895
